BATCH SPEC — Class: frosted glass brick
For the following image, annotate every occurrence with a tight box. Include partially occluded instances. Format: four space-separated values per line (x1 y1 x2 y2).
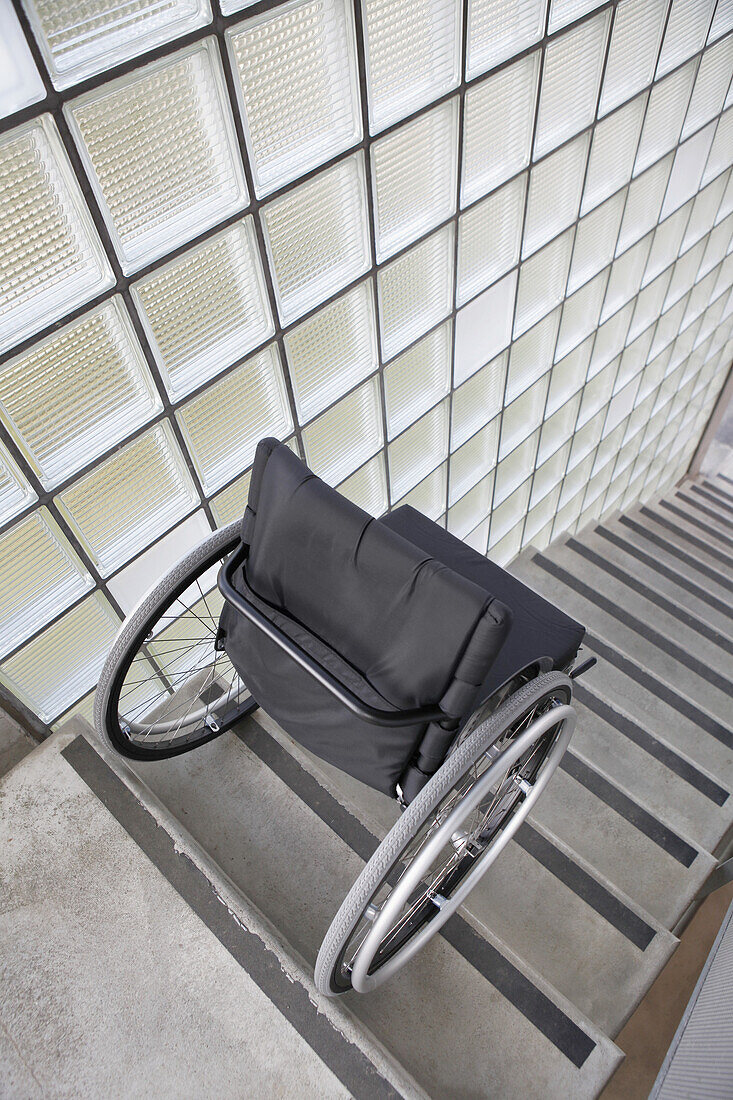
384 322 451 439
178 346 292 493
708 0 733 39
378 226 454 360
618 153 673 252
556 269 607 356
0 117 114 355
635 61 697 174
449 417 500 502
560 450 593 505
0 593 119 722
489 519 525 563
227 0 361 196
461 51 540 205
500 376 549 458
716 170 733 223
515 228 574 337
569 191 625 293
506 309 560 403
495 431 539 503
523 134 589 257
57 422 199 576
0 3 44 116
699 219 733 277
261 153 369 325
372 99 457 262
549 0 605 32
221 0 258 11
600 0 667 115
531 441 571 504
538 391 581 461
211 468 252 527
548 337 592 412
0 300 161 489
490 480 532 544
466 0 546 80
389 399 449 500
657 0 716 77
664 240 706 308
0 509 92 660
0 442 36 527
451 352 507 446
568 406 605 468
645 204 691 283
524 484 561 545
132 218 273 402
464 516 490 553
362 0 461 133
448 473 494 538
534 12 610 158
457 174 526 305
394 462 447 519
284 281 377 422
107 510 211 614
661 122 716 217
683 37 733 137
603 236 653 318
684 174 730 249
337 453 388 516
67 42 246 274
578 361 616 428
455 271 517 383
582 93 647 213
590 303 633 374
649 295 688 358
303 377 383 484
702 109 733 185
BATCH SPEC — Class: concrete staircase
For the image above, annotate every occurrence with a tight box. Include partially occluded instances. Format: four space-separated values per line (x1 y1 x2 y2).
3 472 733 1099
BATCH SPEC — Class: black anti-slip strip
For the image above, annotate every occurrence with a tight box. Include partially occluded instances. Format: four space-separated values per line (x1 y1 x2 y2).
692 484 733 516
719 473 733 487
623 514 733 592
676 492 733 533
574 683 729 807
565 538 733 658
535 553 733 699
61 736 402 1100
701 479 733 504
234 721 596 1068
659 500 733 550
639 507 733 567
585 633 733 752
559 751 699 869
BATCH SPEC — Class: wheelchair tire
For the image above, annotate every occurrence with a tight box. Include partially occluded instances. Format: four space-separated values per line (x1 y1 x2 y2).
314 671 575 996
95 521 255 760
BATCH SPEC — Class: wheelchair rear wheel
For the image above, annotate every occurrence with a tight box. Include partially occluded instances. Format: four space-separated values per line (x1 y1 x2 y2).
315 671 576 995
95 522 255 760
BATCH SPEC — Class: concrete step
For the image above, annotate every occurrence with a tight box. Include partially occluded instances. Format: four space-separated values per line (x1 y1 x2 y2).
687 480 733 518
614 510 733 599
703 474 733 504
672 489 733 542
641 499 733 561
1 730 420 1100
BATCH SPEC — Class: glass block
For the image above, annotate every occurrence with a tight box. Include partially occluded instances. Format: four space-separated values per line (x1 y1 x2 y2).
372 98 458 261
448 473 494 539
132 218 273 402
560 450 593 506
451 352 507 447
0 593 119 722
227 0 360 197
618 153 674 252
67 40 246 273
466 0 546 80
362 0 461 133
107 510 211 614
569 191 625 293
717 171 733 223
0 442 36 527
556 269 607 357
303 377 382 484
629 267 672 340
602 230 651 324
548 337 592 413
514 228 574 337
702 108 733 185
461 51 540 206
709 0 733 40
384 322 451 439
178 345 292 494
450 416 500 503
378 227 454 361
683 37 733 138
57 422 199 576
457 174 526 306
490 480 532 544
635 61 696 175
581 93 647 213
538 391 581 462
599 0 667 115
337 453 388 516
531 441 570 505
284 281 377 422
489 519 525 564
660 122 716 218
664 240 706 309
0 509 93 660
0 117 114 355
657 0 716 77
389 399 449 500
549 0 605 32
524 134 589 258
578 361 615 428
495 431 539 504
0 299 160 490
506 309 560 403
261 153 369 326
614 326 653 392
0 3 44 116
394 462 447 520
524 483 561 546
500 375 549 459
568 406 604 469
684 174 730 250
211 468 252 527
590 303 632 375
456 271 517 382
645 204 690 284
464 516 490 554
534 12 610 158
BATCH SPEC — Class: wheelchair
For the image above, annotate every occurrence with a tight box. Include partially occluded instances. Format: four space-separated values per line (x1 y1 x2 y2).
95 437 593 995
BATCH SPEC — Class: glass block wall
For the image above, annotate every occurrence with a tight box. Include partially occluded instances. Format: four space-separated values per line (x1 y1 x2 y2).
1 0 732 733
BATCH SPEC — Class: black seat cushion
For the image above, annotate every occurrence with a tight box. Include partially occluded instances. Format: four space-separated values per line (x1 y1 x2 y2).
219 439 511 795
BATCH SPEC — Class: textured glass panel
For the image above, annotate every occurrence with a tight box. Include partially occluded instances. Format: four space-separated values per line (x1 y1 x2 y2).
455 271 517 383
461 51 540 206
463 515 490 553
457 174 526 306
0 442 36 526
661 122 716 217
515 228 574 336
378 226 453 360
683 37 733 137
451 352 507 446
645 203 691 283
0 509 92 659
384 322 451 438
228 0 360 196
664 240 706 308
0 593 119 722
362 0 460 133
569 191 625 292
548 337 592 412
394 462 446 519
500 376 549 458
211 468 251 527
523 134 589 257
582 93 647 213
531 440 571 504
450 417 500 502
261 153 369 325
618 153 673 251
466 0 546 80
372 98 457 261
556 269 607 357
708 0 733 40
506 309 560 403
549 0 604 32
490 480 531 544
538 391 581 462
489 517 525 563
683 173 729 250
57 422 199 575
285 281 377 422
389 399 448 499
635 61 696 174
657 0 716 77
448 473 493 538
0 116 113 355
702 108 733 185
600 0 667 115
0 3 44 115
602 233 653 319
303 377 382 484
534 12 610 158
337 453 388 515
67 40 246 273
699 214 733 278
25 0 211 89
178 346 292 493
495 432 539 504
133 218 273 402
524 483 561 545
0 300 161 489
